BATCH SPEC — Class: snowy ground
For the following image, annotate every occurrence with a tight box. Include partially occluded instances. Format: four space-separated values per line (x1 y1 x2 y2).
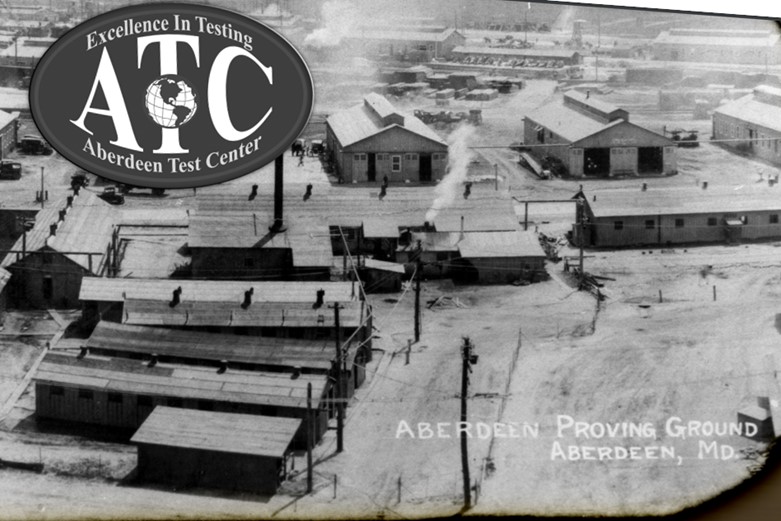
0 68 779 518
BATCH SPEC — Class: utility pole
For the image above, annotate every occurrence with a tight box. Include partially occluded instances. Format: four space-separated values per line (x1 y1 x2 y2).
332 303 345 453
306 382 313 493
40 167 44 209
461 337 478 510
578 200 585 289
414 240 422 342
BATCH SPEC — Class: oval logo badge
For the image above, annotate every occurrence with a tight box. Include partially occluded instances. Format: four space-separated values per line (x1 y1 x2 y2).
30 3 314 189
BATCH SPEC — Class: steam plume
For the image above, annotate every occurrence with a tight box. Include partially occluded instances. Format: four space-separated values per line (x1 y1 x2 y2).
425 124 475 223
304 1 359 48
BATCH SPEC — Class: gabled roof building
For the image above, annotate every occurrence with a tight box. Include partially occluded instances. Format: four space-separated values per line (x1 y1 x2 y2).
326 93 448 184
712 85 781 166
523 91 677 178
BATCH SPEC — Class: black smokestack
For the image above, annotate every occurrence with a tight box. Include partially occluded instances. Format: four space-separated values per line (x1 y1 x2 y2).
169 286 182 307
248 184 258 201
270 155 285 233
241 287 254 309
313 288 325 309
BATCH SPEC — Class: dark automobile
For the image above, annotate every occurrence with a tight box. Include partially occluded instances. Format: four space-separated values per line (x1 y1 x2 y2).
99 186 125 205
19 135 53 155
0 161 22 180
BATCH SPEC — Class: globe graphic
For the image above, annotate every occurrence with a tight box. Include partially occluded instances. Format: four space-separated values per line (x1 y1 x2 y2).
144 75 198 128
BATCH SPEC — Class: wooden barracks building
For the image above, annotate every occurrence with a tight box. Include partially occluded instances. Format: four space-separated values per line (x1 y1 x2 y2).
326 93 448 184
713 86 781 166
575 185 781 248
523 91 677 178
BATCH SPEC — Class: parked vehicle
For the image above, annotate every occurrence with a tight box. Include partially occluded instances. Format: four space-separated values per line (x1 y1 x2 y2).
18 135 52 155
99 186 125 205
0 161 22 180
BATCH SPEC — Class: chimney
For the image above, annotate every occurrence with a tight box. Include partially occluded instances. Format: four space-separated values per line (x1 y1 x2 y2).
460 215 465 239
241 287 254 309
148 354 158 368
248 184 258 201
303 183 313 201
463 182 472 199
269 155 285 233
66 196 73 207
423 221 434 232
217 360 228 374
702 181 708 189
169 286 182 307
313 288 325 309
641 183 647 191
49 223 57 236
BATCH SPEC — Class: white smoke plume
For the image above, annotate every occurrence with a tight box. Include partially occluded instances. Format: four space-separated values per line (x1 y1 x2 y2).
304 1 360 48
425 124 475 224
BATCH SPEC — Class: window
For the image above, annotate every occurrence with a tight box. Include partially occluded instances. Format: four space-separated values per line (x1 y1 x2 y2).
614 221 624 231
675 218 685 228
344 228 357 241
377 154 387 161
353 153 366 161
707 217 718 226
548 130 554 139
78 389 93 400
537 128 545 143
405 154 418 160
244 258 255 268
50 386 64 396
108 393 123 404
391 155 402 172
771 215 779 224
645 220 655 229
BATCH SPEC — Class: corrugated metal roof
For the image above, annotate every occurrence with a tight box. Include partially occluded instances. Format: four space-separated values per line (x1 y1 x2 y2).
130 407 301 458
118 208 189 227
714 93 781 133
0 205 60 269
87 322 338 371
586 185 781 218
458 231 546 259
36 352 328 409
194 186 518 238
452 46 580 59
0 109 18 130
326 95 445 149
122 299 366 328
654 29 779 48
47 191 114 272
79 277 358 303
525 103 615 143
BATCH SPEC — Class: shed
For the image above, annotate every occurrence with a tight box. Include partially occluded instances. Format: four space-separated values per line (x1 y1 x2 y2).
712 86 781 167
456 231 546 284
132 407 301 494
0 109 19 158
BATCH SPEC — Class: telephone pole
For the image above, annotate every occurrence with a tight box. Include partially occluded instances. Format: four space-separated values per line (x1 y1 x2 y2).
332 303 345 453
461 337 478 510
578 200 585 289
414 239 422 342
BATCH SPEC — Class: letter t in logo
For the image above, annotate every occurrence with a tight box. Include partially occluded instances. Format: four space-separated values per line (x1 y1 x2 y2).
138 35 199 154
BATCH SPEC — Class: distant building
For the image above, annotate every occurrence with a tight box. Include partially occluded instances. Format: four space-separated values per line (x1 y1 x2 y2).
652 29 781 65
450 46 582 66
345 27 466 62
2 192 116 309
0 109 19 159
523 91 677 178
712 86 781 165
132 407 300 495
0 37 55 67
396 230 547 283
326 94 448 183
575 185 781 248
